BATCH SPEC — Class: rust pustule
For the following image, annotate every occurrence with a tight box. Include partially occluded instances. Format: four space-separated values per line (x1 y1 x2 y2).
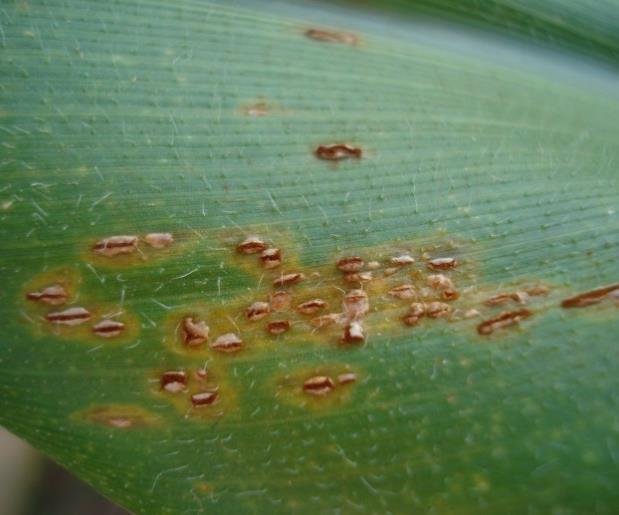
260 248 282 269
485 291 529 306
144 232 174 249
26 285 68 305
191 391 218 407
388 284 417 300
561 283 619 308
391 254 415 266
195 368 208 381
270 290 292 311
427 257 458 270
342 289 369 320
92 235 138 257
477 309 533 335
305 28 359 46
402 302 426 326
310 313 342 329
303 376 335 396
336 256 364 273
245 101 269 117
441 288 460 301
344 271 373 283
427 274 454 290
527 286 550 297
296 299 328 315
425 301 451 318
337 373 357 385
315 143 362 161
107 418 133 428
210 333 243 353
92 319 125 338
182 317 209 346
342 321 365 343
160 371 187 393
237 235 267 254
45 307 91 326
273 272 305 288
246 301 270 321
267 320 290 335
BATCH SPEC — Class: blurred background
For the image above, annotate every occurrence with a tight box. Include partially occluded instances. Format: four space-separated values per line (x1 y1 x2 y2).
0 427 128 515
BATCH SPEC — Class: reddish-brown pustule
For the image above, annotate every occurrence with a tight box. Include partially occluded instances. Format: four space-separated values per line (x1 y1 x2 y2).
388 284 417 300
246 301 270 321
191 391 218 407
304 28 359 46
237 236 267 254
160 371 187 393
92 235 138 257
342 321 365 344
425 301 451 318
427 257 458 271
260 248 282 269
210 333 243 353
337 373 357 385
336 256 365 273
92 319 125 338
273 272 305 288
315 144 362 161
391 255 415 266
270 290 292 311
45 307 91 326
310 313 342 329
427 274 454 290
441 288 460 301
560 283 619 308
402 302 426 326
296 299 328 315
477 309 533 335
303 376 335 396
342 289 369 320
267 320 290 335
144 232 174 249
182 317 209 347
344 271 373 283
26 285 68 305
484 291 528 306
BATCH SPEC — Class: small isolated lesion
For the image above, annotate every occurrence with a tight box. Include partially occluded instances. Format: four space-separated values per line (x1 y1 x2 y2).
304 28 360 46
75 405 160 429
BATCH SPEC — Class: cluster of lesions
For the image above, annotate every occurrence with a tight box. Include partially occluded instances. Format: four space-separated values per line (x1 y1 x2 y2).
150 365 236 420
22 267 137 342
83 231 183 268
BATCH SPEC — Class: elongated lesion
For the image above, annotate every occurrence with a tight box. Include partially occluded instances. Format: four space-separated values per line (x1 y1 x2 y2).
561 283 619 308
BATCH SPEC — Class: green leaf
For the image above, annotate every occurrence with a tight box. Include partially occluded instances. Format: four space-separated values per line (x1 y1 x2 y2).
1 1 618 513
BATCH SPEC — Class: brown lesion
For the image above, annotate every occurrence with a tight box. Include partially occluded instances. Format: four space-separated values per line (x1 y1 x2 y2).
314 143 362 161
21 266 80 310
75 405 160 429
149 365 238 421
304 28 359 46
239 99 290 117
561 282 619 308
274 364 361 411
81 230 197 269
